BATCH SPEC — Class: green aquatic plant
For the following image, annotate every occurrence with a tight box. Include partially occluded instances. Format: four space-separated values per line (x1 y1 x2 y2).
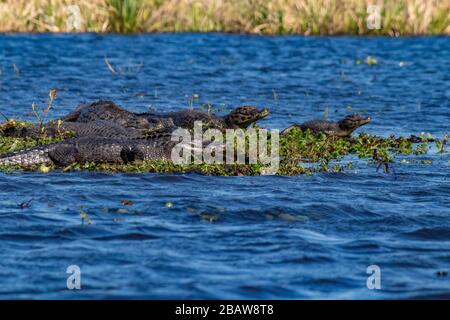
280 129 411 165
165 202 173 208
31 89 57 133
279 128 425 175
0 135 63 154
187 93 200 110
435 133 448 154
0 119 434 176
108 0 145 33
80 206 93 225
356 56 378 65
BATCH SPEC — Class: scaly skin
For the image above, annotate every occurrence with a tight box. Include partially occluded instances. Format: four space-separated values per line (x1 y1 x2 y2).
141 105 270 130
0 143 55 167
61 100 174 133
0 133 180 167
1 102 268 140
281 114 371 137
62 100 148 127
66 100 269 130
1 120 142 139
0 101 267 168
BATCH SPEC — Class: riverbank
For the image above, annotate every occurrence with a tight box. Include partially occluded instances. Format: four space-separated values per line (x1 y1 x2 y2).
0 0 448 35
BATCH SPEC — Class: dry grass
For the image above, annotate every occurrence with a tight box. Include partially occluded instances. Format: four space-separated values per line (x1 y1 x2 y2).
0 0 448 34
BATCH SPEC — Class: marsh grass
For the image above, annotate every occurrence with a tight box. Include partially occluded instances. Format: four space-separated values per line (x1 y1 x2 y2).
107 0 145 33
0 0 448 34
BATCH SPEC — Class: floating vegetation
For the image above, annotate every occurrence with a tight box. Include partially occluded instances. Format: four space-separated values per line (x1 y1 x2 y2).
356 56 378 65
0 91 441 176
436 133 448 153
0 118 440 176
80 206 93 225
0 135 63 154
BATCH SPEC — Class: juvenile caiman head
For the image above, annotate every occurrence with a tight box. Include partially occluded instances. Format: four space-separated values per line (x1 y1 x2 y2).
125 116 174 134
123 116 151 129
224 106 270 129
338 114 371 135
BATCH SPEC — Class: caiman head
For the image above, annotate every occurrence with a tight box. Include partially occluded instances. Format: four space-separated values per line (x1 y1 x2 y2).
224 106 270 129
121 116 151 129
338 114 371 135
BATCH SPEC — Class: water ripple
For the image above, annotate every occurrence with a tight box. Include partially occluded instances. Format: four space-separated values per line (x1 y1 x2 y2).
0 34 449 299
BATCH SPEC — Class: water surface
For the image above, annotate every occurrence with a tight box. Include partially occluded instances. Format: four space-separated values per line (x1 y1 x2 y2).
0 34 449 299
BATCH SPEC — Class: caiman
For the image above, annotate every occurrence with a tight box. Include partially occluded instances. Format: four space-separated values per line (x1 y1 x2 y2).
59 100 174 136
0 101 267 168
61 100 152 129
0 132 197 167
140 105 270 131
1 120 144 139
62 100 269 130
281 114 371 137
1 101 269 139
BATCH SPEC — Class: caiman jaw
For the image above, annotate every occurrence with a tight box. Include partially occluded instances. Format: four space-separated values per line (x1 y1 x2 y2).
359 116 371 126
242 108 269 127
257 108 270 120
230 107 270 128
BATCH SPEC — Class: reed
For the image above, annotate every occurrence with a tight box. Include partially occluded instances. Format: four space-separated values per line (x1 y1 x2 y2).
0 0 448 34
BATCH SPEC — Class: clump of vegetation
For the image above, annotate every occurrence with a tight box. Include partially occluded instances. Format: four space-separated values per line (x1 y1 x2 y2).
80 206 93 225
356 56 378 65
107 0 145 33
435 133 448 153
0 0 448 35
0 122 438 176
280 128 417 164
0 87 440 176
0 119 29 137
0 135 61 155
0 89 72 145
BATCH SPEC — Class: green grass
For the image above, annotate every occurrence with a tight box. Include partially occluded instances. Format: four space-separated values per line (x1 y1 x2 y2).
107 0 145 33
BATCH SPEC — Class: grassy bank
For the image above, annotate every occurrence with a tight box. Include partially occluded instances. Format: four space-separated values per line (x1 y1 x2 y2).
0 0 448 35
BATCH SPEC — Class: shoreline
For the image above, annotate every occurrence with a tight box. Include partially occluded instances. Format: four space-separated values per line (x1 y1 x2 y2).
0 0 448 35
0 31 448 37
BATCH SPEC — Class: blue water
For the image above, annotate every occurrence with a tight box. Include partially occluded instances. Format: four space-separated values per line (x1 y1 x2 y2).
0 34 449 299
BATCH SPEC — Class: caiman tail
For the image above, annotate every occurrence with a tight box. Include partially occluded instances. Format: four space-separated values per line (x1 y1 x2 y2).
0 144 56 167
